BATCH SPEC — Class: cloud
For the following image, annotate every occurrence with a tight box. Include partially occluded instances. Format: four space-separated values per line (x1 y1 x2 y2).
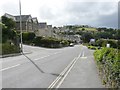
0 0 118 28
0 1 19 16
43 1 118 28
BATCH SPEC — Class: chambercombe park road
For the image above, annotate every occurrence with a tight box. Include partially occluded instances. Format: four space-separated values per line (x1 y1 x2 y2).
1 44 104 88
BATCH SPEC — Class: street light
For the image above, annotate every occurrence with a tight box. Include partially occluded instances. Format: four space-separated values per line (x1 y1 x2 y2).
19 0 23 52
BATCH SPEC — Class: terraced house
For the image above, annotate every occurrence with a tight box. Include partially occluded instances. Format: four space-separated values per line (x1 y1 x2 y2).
37 22 53 37
4 13 39 33
32 17 39 34
15 15 33 32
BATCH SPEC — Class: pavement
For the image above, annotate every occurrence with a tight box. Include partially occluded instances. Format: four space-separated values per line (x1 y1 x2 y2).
59 46 104 88
1 44 104 88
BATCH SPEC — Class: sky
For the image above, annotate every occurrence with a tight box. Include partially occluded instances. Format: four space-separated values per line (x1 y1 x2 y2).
0 0 119 28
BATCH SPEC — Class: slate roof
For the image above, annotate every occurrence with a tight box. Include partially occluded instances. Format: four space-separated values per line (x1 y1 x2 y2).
32 17 38 24
14 15 32 22
39 22 47 28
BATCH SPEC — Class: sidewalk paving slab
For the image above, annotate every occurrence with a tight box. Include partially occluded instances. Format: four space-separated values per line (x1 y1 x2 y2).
60 49 104 88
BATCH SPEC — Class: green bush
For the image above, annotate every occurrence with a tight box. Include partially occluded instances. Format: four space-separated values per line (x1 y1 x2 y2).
94 48 120 88
22 32 35 44
33 37 70 48
88 46 99 50
95 39 118 48
2 43 20 55
33 36 42 46
60 40 69 47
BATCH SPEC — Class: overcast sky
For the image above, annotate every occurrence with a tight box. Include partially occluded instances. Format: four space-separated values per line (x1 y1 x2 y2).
0 0 119 28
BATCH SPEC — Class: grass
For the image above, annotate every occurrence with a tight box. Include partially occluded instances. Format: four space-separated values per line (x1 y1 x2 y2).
78 27 97 32
87 45 99 50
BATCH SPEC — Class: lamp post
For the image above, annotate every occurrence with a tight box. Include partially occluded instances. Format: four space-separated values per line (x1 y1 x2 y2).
19 0 23 52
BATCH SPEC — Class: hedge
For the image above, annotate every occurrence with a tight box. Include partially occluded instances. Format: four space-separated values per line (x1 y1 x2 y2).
94 48 120 88
88 45 100 50
95 39 118 48
22 32 35 44
33 37 70 48
2 43 20 55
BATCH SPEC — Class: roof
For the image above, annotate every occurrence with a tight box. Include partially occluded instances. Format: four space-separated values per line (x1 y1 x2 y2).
39 22 47 28
14 15 32 22
4 13 16 21
32 17 38 23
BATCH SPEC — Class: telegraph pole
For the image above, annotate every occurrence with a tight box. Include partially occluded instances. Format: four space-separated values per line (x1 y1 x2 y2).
19 0 23 52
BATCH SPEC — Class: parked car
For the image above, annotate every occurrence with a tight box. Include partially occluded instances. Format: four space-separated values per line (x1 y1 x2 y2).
69 43 74 47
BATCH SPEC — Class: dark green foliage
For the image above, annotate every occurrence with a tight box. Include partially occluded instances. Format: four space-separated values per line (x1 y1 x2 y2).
95 39 118 48
60 40 69 46
2 16 15 30
81 32 93 43
1 16 20 55
22 32 35 44
82 28 85 31
94 48 120 88
2 43 20 55
33 37 69 48
33 36 42 46
87 46 100 50
94 32 110 39
2 16 18 43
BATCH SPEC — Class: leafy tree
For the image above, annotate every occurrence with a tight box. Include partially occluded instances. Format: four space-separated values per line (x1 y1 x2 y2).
81 32 93 43
82 28 85 31
1 16 17 43
2 16 15 30
22 32 36 43
94 32 112 39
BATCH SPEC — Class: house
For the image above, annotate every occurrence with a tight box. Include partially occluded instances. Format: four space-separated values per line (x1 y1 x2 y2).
32 17 39 35
39 22 47 29
47 25 52 29
37 22 53 37
14 15 33 32
4 13 16 21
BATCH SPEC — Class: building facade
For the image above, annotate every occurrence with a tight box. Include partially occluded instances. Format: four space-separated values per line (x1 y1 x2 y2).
14 15 33 32
37 22 53 37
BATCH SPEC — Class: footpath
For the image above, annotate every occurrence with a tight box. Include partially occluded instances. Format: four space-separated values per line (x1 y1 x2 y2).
60 48 104 88
0 52 32 58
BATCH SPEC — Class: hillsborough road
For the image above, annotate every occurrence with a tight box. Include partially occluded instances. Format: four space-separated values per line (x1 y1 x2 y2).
1 45 104 88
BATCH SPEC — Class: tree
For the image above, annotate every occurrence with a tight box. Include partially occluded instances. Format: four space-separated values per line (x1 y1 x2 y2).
81 32 93 43
1 16 17 43
2 16 15 30
82 28 85 31
22 32 36 43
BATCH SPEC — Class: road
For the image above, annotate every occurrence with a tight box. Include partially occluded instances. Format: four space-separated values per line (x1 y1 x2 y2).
1 44 104 88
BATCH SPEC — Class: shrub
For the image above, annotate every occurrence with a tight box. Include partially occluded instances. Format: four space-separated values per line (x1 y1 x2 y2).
60 40 69 47
33 36 42 46
96 39 118 48
94 48 120 88
22 32 35 44
2 43 20 55
88 46 99 50
33 36 70 48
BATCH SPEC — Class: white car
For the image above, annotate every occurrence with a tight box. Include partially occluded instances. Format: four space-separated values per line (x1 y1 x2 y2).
69 43 74 47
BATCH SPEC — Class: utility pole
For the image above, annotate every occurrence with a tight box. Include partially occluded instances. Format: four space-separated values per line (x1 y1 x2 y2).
19 0 23 52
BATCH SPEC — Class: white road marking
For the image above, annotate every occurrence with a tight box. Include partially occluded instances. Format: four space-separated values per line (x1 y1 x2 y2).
34 55 50 61
1 51 61 71
34 52 61 61
0 64 21 71
80 51 87 59
48 51 82 89
56 52 82 88
82 51 85 57
48 57 77 89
